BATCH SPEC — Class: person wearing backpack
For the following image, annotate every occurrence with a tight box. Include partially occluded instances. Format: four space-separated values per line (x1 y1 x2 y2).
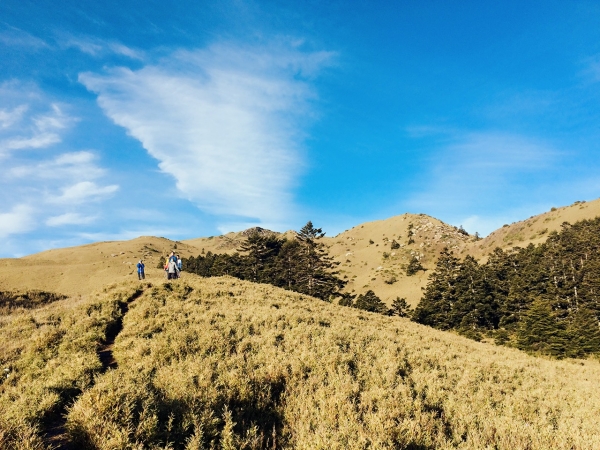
167 258 178 280
137 260 145 280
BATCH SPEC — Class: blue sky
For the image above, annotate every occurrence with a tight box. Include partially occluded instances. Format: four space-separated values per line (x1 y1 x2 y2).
2 1 600 257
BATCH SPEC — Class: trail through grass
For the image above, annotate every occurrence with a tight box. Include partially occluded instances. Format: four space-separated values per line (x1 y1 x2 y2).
2 275 600 449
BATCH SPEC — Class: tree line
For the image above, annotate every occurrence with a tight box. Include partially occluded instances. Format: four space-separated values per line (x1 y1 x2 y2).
413 218 600 358
183 222 345 301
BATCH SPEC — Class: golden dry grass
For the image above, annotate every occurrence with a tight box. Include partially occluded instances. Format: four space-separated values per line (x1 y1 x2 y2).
0 282 145 449
3 274 598 449
0 237 194 297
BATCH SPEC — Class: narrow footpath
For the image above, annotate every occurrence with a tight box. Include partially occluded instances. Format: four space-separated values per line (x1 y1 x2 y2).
43 287 146 449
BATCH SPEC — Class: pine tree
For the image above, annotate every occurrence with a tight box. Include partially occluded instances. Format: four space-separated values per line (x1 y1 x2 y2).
413 248 460 329
406 255 424 276
516 299 567 357
565 308 600 358
238 231 283 282
273 239 301 290
451 255 498 330
354 290 388 314
412 217 600 357
390 297 412 317
338 292 356 307
294 221 345 300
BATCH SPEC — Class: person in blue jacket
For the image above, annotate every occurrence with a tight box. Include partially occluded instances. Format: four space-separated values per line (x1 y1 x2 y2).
137 260 145 280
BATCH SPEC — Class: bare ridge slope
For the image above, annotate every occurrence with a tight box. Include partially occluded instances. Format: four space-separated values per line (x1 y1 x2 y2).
464 198 600 259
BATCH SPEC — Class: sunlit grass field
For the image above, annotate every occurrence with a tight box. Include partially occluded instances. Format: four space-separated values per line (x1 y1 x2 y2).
2 275 600 449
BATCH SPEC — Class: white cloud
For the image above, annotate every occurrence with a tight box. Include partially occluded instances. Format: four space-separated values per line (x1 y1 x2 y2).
0 204 36 238
0 26 48 49
0 102 74 154
33 104 71 131
60 35 144 60
0 105 28 129
4 132 61 150
46 212 96 227
79 41 333 225
403 131 560 234
51 181 119 204
9 150 105 180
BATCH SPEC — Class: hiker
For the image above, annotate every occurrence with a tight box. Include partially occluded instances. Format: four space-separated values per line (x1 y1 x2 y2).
167 257 178 280
137 260 145 280
177 255 182 278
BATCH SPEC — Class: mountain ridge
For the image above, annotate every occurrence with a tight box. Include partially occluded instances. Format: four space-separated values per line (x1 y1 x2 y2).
1 198 599 304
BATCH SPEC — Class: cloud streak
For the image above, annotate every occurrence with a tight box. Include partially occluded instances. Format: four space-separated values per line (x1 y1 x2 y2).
0 83 119 240
80 41 333 227
404 131 561 235
59 35 144 60
0 103 74 154
46 212 96 227
0 204 36 239
9 151 105 180
50 181 119 204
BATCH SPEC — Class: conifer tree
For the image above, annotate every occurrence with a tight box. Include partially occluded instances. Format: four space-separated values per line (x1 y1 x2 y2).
338 292 356 307
406 255 424 276
294 221 345 300
390 297 412 317
238 231 283 282
354 290 388 314
516 299 566 357
565 308 600 357
413 248 460 329
274 239 301 290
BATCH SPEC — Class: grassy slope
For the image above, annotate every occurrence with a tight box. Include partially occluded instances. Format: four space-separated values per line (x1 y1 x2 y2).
463 199 600 260
0 237 196 296
2 275 600 449
0 282 144 449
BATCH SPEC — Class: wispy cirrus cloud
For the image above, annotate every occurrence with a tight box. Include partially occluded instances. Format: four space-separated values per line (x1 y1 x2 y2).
46 212 97 227
79 41 334 228
0 82 119 239
0 25 48 50
0 204 36 239
0 102 74 154
0 105 28 129
403 131 561 235
50 181 119 205
58 34 144 60
9 150 105 180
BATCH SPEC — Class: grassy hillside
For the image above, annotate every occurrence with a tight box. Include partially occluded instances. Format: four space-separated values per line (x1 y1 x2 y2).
463 198 600 260
0 237 196 296
2 275 600 449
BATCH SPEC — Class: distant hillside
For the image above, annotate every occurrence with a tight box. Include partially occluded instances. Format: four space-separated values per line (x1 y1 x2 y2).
1 198 599 304
463 198 600 259
2 275 600 449
0 236 196 296
323 213 474 305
